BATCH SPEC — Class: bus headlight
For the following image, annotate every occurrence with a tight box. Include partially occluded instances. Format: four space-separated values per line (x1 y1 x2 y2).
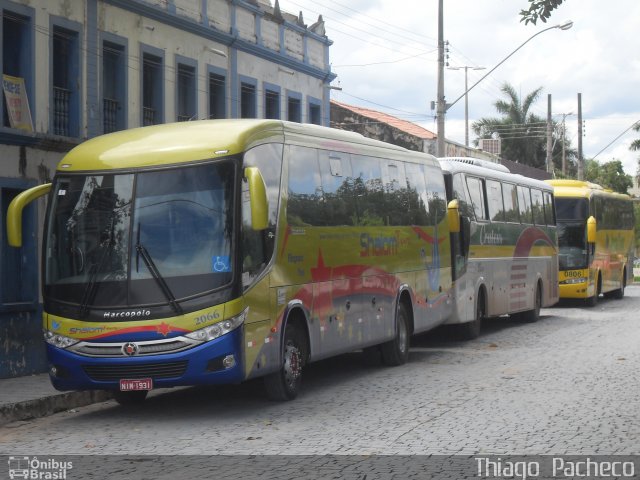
186 309 247 342
560 277 587 284
44 330 79 349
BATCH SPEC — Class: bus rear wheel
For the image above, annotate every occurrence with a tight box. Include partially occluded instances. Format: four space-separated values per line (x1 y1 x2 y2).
381 302 410 366
606 269 626 300
264 323 306 401
457 293 484 340
519 283 542 323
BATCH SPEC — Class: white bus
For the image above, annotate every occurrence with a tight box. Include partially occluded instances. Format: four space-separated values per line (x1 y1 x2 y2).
439 157 559 339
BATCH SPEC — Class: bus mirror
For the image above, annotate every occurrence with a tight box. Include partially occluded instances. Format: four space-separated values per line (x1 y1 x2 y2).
244 167 269 231
587 215 597 244
6 183 52 247
447 199 460 233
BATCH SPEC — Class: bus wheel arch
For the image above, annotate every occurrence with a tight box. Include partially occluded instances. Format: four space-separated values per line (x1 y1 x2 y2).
380 290 413 366
607 266 626 300
519 279 542 323
587 271 602 307
264 307 310 401
458 284 485 340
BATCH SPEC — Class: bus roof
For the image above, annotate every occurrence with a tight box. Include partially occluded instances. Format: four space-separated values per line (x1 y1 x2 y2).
57 120 434 172
546 179 631 200
438 157 553 192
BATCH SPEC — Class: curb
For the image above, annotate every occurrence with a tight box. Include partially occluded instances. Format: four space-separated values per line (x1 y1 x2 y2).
0 390 114 427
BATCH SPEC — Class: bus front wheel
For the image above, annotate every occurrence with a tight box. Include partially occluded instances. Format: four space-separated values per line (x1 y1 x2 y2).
264 323 306 401
381 302 410 366
586 275 601 307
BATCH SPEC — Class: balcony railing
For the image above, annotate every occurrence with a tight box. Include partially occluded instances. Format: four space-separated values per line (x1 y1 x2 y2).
103 98 119 133
53 86 70 136
143 107 156 126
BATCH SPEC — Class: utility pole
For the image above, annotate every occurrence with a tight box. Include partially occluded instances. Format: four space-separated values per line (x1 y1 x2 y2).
577 93 583 180
546 94 553 174
436 0 445 157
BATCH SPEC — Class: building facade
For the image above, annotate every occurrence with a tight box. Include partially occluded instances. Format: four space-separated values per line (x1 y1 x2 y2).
331 100 500 163
0 0 334 378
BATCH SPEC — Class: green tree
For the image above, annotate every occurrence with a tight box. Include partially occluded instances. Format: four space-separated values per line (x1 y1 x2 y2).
584 159 633 194
472 83 548 169
520 0 565 25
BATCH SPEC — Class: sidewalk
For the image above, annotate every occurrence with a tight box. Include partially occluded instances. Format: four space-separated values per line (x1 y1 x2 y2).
0 373 113 426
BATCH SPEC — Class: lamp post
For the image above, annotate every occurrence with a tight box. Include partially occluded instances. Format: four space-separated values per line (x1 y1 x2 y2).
436 18 573 157
448 65 486 147
557 112 574 175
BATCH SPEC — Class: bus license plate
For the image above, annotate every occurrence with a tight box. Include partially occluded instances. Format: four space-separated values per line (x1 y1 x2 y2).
119 378 153 391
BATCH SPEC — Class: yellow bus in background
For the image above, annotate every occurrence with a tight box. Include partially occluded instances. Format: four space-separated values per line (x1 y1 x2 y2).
7 120 458 404
546 180 634 306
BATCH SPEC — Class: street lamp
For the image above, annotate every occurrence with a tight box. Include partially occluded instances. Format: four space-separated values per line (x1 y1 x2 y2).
436 18 574 157
447 65 486 147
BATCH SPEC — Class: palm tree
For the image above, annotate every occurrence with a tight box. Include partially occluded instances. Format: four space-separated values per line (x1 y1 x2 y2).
472 83 548 169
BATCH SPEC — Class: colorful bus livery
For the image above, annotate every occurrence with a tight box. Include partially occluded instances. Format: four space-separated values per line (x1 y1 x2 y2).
439 157 559 339
8 120 458 404
546 179 634 305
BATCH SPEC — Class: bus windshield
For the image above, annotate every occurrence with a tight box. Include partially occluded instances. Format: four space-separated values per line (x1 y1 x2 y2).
44 161 235 312
555 198 588 270
555 197 588 221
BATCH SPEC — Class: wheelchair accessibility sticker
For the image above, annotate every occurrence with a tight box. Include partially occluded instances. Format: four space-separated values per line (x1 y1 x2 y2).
212 256 231 272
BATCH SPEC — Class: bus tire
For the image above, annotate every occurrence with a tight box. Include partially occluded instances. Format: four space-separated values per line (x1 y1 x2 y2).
520 282 542 323
607 269 626 300
586 274 601 307
114 390 148 406
457 293 483 340
381 302 410 366
264 323 306 401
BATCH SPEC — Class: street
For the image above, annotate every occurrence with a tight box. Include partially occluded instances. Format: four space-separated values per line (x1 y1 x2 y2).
1 287 639 457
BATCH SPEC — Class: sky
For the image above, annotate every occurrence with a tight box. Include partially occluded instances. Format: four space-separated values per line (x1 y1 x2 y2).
279 0 640 178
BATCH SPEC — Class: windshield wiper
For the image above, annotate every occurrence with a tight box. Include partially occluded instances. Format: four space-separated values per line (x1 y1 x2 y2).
135 225 183 315
79 217 116 318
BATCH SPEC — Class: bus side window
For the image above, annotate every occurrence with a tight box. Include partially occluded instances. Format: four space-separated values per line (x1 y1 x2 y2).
287 146 324 226
517 185 533 224
452 173 473 220
502 182 520 223
404 162 430 226
530 188 546 225
318 151 355 226
466 176 487 221
543 191 555 225
425 164 447 226
486 179 505 222
350 154 384 226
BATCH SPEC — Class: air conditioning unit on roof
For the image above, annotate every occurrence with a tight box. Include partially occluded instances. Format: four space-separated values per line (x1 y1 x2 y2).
479 138 501 155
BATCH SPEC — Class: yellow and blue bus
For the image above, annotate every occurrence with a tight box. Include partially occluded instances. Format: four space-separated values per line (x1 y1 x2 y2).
7 120 458 403
439 157 559 339
546 179 634 306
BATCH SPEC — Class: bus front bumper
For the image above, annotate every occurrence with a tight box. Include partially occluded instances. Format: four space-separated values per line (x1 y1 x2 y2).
46 327 244 392
558 280 593 299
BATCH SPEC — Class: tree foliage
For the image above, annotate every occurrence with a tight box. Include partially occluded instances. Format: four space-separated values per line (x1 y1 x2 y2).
584 159 633 194
520 0 565 25
472 82 575 172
